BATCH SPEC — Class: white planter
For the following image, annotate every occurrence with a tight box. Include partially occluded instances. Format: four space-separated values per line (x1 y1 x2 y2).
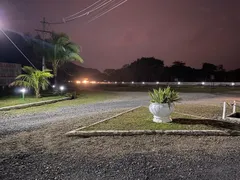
149 103 174 123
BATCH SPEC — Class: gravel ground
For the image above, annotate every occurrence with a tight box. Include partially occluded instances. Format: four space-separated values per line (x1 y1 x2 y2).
1 92 239 134
0 92 240 180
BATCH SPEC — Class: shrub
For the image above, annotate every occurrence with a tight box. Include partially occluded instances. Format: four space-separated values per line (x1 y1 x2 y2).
149 87 180 104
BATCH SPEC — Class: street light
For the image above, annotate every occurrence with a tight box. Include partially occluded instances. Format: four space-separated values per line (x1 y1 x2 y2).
60 86 65 92
20 88 27 100
59 86 65 95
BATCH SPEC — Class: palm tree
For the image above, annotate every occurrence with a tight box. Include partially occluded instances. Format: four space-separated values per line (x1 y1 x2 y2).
11 66 53 98
45 32 83 84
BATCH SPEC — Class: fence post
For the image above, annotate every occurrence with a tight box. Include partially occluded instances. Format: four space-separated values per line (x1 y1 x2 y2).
233 101 236 113
222 102 226 119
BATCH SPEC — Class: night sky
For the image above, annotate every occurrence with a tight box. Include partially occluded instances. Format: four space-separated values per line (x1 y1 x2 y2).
1 0 240 71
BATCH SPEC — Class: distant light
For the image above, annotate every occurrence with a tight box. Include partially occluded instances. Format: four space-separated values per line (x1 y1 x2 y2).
68 80 70 83
132 81 134 84
59 86 65 91
115 81 117 84
156 81 159 84
76 81 81 84
122 81 125 84
108 81 110 84
20 88 26 93
202 82 205 85
82 80 89 84
52 85 56 88
177 82 181 85
231 82 235 86
142 82 145 84
90 81 96 84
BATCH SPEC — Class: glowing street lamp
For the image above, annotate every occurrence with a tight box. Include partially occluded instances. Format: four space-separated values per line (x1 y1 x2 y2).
60 86 65 92
52 85 56 88
20 88 26 100
201 82 205 85
231 82 235 86
177 82 181 85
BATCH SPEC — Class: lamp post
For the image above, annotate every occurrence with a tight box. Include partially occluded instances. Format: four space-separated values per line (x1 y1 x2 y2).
59 86 65 95
20 88 26 100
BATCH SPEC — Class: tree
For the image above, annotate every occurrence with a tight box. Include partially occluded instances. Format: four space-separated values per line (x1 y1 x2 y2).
169 61 193 81
35 32 83 84
172 61 186 67
11 66 53 98
202 63 218 81
111 57 164 81
202 63 217 73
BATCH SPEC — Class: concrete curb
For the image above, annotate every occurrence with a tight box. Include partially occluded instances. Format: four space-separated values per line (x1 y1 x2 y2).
66 129 240 137
0 97 71 111
66 106 240 137
66 106 142 135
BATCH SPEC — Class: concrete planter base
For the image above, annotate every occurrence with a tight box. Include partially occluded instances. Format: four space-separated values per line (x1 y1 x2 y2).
149 103 174 123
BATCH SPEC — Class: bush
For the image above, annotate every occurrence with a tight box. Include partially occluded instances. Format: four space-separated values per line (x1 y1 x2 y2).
65 91 77 99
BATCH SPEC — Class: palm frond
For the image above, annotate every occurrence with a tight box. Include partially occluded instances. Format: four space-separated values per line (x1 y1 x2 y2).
149 87 180 104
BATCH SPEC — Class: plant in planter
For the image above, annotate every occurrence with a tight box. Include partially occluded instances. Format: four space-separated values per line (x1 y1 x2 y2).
149 87 180 123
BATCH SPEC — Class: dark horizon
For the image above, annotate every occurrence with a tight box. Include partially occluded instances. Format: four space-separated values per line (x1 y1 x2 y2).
1 0 240 71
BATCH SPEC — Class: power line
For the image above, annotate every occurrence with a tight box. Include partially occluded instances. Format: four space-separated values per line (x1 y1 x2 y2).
64 0 113 23
45 0 127 25
0 28 37 69
64 0 103 20
88 0 127 23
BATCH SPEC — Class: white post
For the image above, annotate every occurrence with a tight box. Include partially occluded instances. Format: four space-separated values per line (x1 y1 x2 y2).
233 101 236 113
222 102 226 119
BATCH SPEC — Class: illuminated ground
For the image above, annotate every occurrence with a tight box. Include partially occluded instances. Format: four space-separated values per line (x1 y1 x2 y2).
1 91 240 134
0 91 240 179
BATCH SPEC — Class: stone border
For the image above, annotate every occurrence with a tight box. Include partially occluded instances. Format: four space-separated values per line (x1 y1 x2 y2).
66 106 240 137
66 129 240 137
0 97 71 111
66 106 142 135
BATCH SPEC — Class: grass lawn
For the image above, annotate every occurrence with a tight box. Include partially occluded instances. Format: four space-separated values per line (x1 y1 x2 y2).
83 106 240 131
0 95 62 108
0 91 117 114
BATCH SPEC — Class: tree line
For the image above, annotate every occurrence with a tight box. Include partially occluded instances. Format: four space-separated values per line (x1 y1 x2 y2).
103 57 240 82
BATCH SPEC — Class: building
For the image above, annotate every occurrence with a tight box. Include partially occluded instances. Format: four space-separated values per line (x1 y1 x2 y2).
0 62 22 86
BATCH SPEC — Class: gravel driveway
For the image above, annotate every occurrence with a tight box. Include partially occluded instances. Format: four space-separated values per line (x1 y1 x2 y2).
1 92 239 135
0 92 240 180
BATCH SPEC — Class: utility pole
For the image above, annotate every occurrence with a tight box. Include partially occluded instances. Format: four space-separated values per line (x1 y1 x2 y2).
41 17 46 71
35 18 53 71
